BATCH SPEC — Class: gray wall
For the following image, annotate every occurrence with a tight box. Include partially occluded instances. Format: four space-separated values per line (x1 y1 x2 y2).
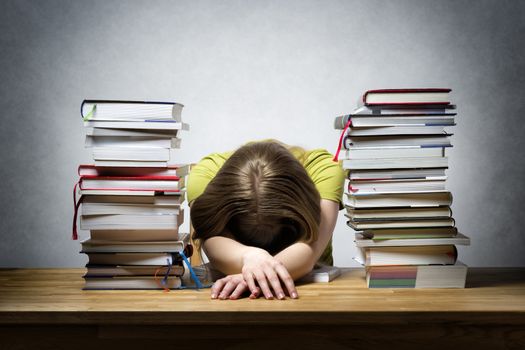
1 0 524 267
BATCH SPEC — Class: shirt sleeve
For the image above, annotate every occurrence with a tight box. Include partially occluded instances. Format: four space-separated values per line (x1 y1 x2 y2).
302 149 346 209
186 152 230 205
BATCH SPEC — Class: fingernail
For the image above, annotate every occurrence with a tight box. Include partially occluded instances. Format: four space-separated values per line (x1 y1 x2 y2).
278 293 285 300
291 292 298 299
211 294 217 299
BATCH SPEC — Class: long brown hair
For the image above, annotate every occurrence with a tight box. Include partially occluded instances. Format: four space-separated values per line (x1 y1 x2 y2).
191 141 321 255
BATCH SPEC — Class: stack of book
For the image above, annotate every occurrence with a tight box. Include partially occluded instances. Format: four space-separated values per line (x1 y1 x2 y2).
74 100 191 290
335 88 470 288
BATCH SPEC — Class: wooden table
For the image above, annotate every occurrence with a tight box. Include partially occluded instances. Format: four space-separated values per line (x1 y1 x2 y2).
1 268 524 349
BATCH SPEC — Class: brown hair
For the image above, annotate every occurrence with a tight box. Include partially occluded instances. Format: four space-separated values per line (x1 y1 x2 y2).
190 141 321 255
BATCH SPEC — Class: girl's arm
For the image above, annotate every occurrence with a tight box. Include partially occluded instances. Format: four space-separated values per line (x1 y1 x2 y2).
203 199 339 299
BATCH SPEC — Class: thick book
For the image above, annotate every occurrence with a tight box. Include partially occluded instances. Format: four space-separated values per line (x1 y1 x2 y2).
78 175 184 191
85 135 181 149
80 210 184 230
81 202 181 216
84 264 184 277
81 100 184 122
345 191 453 208
345 206 452 220
361 88 452 106
347 125 451 137
356 227 458 240
342 156 448 170
80 233 189 253
344 147 445 159
82 194 185 206
84 120 190 131
85 252 180 266
93 160 169 168
348 116 455 128
348 168 447 181
86 127 180 138
366 262 467 288
348 179 446 193
355 245 458 266
91 147 171 161
354 232 470 248
344 135 452 149
90 229 184 242
346 217 455 230
78 164 189 177
83 275 182 290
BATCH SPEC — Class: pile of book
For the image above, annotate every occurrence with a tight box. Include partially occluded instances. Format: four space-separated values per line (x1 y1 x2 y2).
73 100 191 290
335 88 470 288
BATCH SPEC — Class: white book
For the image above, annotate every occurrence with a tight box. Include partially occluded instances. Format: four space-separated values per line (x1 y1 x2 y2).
80 178 183 191
299 265 341 283
345 192 453 208
93 160 169 168
79 189 184 196
345 147 444 159
84 120 190 131
346 217 455 230
345 206 452 220
348 179 446 193
80 211 184 230
344 135 452 148
83 276 182 290
85 252 178 266
348 168 447 181
91 147 170 161
351 116 455 127
347 125 450 136
84 265 185 277
354 233 470 248
355 245 457 266
81 203 182 216
85 136 181 149
342 157 448 170
80 233 189 253
82 194 185 206
81 101 183 121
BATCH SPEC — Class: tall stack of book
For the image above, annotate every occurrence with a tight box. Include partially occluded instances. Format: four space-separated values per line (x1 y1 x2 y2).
74 100 191 290
335 89 470 288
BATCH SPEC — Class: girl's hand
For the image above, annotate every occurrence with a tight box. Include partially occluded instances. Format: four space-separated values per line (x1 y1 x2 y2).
211 273 260 300
241 248 298 300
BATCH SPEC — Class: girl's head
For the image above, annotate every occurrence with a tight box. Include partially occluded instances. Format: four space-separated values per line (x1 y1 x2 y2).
191 140 321 255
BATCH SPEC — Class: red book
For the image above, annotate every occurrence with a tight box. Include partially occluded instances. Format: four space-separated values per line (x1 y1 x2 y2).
362 88 452 106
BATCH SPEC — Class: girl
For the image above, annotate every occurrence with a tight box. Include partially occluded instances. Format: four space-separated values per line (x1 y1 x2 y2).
188 140 345 300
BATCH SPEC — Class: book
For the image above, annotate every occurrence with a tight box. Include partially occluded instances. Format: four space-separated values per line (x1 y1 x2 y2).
93 160 169 168
299 265 341 283
354 232 470 247
83 275 182 290
355 245 457 266
349 116 455 128
91 147 171 161
85 136 181 149
82 194 185 206
348 168 447 181
84 264 184 277
366 262 467 288
81 203 182 216
80 233 189 253
84 120 190 131
81 100 184 122
80 211 184 230
361 88 452 106
344 191 453 208
86 127 180 138
344 135 452 149
356 227 458 240
78 176 184 191
347 125 451 137
348 179 446 193
78 164 190 177
344 147 445 159
85 252 180 266
345 206 452 220
89 229 184 242
342 156 448 170
346 217 455 230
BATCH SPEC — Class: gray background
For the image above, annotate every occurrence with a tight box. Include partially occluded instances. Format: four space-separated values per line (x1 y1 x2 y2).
1 0 524 267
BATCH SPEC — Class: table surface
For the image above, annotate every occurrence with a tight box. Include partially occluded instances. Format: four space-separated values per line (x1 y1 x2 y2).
1 267 524 325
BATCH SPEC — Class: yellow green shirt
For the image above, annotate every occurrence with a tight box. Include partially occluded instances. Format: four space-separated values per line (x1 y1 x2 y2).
187 146 346 265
